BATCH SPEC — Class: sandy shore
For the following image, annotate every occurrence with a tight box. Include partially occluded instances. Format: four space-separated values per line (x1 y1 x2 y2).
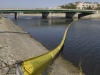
44 54 81 75
0 15 82 75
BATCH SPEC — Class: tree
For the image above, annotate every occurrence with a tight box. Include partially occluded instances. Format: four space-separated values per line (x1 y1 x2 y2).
86 6 92 10
95 4 100 10
60 4 76 9
69 4 76 9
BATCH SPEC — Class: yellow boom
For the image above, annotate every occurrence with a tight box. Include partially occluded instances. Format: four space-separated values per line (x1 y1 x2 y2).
21 21 74 75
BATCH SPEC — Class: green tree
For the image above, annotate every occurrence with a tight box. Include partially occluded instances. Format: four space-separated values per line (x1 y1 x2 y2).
95 4 100 10
69 4 76 9
60 4 76 9
86 6 92 10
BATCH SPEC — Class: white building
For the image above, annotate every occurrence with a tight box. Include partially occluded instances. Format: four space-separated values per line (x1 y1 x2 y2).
76 1 98 9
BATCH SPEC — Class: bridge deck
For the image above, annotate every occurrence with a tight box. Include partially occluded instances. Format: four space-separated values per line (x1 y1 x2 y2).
0 9 96 13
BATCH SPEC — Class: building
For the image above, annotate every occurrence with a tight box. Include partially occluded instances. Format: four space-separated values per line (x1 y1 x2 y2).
76 1 98 9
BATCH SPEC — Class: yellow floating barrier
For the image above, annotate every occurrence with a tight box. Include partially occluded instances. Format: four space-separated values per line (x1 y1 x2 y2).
21 21 74 75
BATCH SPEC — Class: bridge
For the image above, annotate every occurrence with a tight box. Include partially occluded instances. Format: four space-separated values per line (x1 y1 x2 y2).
0 9 96 19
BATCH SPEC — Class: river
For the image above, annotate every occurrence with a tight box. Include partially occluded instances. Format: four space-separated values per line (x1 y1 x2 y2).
5 14 100 75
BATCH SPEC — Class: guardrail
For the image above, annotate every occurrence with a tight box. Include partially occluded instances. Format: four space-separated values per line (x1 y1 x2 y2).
21 21 74 75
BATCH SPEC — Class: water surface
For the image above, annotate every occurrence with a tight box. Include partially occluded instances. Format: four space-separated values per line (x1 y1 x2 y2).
5 15 100 75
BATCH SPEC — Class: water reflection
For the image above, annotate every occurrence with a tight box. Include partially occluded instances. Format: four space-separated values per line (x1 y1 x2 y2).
10 16 73 50
63 19 100 75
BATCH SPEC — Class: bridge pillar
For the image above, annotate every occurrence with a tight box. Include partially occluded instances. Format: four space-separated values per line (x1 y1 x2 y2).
66 12 78 19
15 13 18 19
42 12 51 18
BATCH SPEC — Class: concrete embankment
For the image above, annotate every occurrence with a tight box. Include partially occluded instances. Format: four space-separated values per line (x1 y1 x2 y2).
0 15 81 75
0 16 48 74
80 13 100 19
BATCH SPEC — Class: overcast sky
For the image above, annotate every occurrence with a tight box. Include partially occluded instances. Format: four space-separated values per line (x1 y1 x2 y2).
0 0 100 8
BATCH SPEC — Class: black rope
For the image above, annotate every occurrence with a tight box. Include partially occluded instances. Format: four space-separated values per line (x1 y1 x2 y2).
0 60 23 69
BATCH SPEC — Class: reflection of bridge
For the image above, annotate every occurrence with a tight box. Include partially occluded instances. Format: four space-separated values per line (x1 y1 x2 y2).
0 9 96 19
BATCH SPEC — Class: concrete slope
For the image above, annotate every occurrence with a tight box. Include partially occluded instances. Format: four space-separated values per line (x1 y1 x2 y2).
0 16 49 74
